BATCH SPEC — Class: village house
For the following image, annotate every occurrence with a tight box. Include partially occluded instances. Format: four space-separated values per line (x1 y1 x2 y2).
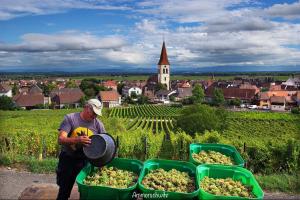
282 77 300 90
99 90 121 108
13 84 47 109
103 80 118 91
0 83 12 97
155 90 176 104
50 88 84 108
205 84 257 104
258 90 298 110
270 96 286 111
122 85 143 97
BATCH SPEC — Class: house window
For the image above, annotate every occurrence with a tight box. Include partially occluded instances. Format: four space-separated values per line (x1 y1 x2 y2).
166 68 168 74
165 77 167 81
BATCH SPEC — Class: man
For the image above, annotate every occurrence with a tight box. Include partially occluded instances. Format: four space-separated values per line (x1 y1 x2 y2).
56 98 106 200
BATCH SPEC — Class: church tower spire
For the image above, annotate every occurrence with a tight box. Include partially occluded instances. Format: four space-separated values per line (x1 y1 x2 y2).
157 41 170 90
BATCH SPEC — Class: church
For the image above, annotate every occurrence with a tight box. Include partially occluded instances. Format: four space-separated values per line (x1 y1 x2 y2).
144 41 175 103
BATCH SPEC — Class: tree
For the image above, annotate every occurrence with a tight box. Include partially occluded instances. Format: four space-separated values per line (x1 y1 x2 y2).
191 84 204 103
229 98 241 106
65 80 77 88
12 83 18 96
130 91 137 99
212 88 225 106
79 96 87 107
155 83 167 92
42 83 56 96
137 95 149 104
169 95 175 102
80 78 106 97
0 96 15 110
117 83 125 95
84 88 96 98
175 104 227 136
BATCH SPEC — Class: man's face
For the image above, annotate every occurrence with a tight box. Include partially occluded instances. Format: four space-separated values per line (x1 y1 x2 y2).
85 105 97 121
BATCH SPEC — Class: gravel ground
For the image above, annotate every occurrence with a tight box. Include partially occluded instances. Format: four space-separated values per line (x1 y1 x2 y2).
0 167 299 200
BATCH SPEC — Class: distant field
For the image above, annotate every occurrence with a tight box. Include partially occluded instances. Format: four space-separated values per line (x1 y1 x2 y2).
70 75 291 81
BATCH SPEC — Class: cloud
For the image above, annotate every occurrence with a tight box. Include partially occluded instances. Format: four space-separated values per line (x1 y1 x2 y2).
136 0 249 23
265 1 300 19
0 32 126 52
205 16 274 32
1 0 300 70
0 0 130 20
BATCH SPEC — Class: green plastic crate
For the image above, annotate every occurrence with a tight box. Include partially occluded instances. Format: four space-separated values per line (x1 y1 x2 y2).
197 164 264 200
76 157 143 200
189 143 245 167
138 159 199 200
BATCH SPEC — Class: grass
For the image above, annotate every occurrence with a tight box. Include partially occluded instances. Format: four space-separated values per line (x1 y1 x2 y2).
0 153 57 173
255 173 300 194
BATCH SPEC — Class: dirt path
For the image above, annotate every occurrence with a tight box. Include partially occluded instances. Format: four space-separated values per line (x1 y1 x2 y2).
0 167 299 200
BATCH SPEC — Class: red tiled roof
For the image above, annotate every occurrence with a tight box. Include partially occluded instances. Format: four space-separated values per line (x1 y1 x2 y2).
51 88 84 104
206 86 256 100
99 91 120 101
269 85 282 91
157 41 170 65
14 93 44 107
0 83 11 93
103 80 117 87
259 92 269 100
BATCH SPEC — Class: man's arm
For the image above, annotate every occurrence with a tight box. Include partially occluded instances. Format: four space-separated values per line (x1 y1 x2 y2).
58 130 91 145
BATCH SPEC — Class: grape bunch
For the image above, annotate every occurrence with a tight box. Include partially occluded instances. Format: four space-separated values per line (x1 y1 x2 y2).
142 168 195 193
201 177 255 198
83 166 138 189
192 150 233 165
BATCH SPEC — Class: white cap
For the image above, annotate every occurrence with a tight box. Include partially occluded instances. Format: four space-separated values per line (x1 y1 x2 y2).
87 99 102 116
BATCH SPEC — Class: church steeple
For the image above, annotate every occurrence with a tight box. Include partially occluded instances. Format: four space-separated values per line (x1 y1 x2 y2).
157 41 170 90
158 41 170 65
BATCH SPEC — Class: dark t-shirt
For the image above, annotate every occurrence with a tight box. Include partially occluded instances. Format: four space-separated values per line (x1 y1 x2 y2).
58 112 106 158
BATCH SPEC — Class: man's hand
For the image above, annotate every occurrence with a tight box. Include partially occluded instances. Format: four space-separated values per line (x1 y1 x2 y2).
77 136 91 146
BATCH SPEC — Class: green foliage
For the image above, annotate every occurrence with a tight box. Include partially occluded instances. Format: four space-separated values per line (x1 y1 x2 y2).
200 130 222 143
1 108 300 176
137 95 149 104
228 98 241 106
0 153 57 173
117 83 125 94
65 80 77 88
130 91 137 99
40 83 56 96
191 84 204 103
169 131 192 160
84 88 96 98
255 173 300 193
175 104 227 136
80 78 107 97
12 83 18 96
212 88 225 106
291 107 300 114
0 96 15 110
155 83 167 92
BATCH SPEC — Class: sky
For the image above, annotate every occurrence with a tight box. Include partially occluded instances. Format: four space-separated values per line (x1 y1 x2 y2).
0 0 300 72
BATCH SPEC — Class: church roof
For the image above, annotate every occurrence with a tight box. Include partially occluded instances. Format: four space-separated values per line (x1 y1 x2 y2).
158 41 170 65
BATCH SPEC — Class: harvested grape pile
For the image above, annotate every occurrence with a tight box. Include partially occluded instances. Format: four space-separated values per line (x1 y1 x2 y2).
201 177 255 198
83 166 138 188
192 150 233 165
142 168 195 193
